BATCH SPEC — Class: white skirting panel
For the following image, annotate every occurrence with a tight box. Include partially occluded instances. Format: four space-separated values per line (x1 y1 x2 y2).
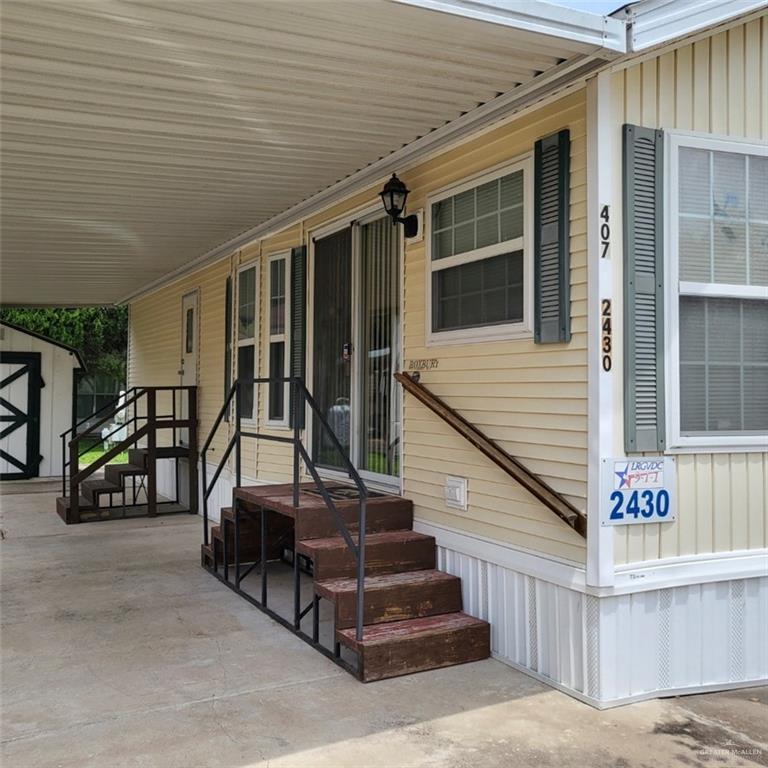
434 533 767 708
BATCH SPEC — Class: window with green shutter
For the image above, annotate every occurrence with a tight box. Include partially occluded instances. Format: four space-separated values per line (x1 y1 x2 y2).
426 158 532 343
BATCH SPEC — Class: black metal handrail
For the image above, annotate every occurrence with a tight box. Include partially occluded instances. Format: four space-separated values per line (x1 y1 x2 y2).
201 376 368 643
61 388 146 497
61 386 138 441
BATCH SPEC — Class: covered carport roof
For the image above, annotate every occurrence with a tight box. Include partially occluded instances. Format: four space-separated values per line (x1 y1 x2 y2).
0 0 626 306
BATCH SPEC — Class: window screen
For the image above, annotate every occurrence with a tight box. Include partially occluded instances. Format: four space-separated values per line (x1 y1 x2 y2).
430 165 527 336
432 170 523 260
680 297 768 434
433 251 523 332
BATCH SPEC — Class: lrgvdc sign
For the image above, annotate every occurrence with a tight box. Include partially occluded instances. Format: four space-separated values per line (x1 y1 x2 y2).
600 457 676 526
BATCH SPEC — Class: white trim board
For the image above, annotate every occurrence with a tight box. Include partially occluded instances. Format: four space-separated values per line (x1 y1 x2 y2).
416 518 768 597
394 0 627 53
625 0 767 52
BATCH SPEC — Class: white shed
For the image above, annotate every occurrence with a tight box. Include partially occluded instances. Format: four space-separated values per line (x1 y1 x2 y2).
0 321 84 480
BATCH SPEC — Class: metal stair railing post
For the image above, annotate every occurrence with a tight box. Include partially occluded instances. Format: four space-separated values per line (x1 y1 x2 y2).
292 379 302 629
235 380 242 488
69 438 80 522
187 387 199 515
146 388 157 516
61 434 67 498
201 380 239 547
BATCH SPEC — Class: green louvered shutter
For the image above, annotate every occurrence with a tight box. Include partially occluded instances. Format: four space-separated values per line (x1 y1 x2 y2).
534 129 571 344
623 124 665 452
289 244 307 429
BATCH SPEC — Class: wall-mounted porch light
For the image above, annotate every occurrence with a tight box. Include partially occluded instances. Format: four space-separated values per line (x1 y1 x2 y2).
379 173 419 238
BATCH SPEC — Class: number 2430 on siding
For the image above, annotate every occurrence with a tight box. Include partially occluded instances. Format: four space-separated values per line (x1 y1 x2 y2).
600 457 676 526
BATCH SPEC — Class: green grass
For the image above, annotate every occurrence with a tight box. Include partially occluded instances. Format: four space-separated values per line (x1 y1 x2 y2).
78 440 128 469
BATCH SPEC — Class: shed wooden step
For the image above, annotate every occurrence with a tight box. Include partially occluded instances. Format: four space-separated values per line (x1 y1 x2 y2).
336 612 490 682
315 569 462 629
104 463 146 485
81 478 122 504
128 446 190 467
296 530 435 580
56 495 96 523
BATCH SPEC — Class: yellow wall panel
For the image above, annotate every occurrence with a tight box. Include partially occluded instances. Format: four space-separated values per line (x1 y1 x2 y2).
612 15 768 564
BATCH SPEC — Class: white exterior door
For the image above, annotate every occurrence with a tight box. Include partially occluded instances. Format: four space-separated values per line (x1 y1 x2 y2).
179 291 199 447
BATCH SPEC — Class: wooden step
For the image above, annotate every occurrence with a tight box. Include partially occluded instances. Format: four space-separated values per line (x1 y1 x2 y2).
56 495 96 523
201 543 214 567
336 612 490 682
315 569 462 629
128 446 191 467
295 498 413 540
234 484 413 540
104 463 146 485
81 478 122 504
211 507 290 564
296 530 435 580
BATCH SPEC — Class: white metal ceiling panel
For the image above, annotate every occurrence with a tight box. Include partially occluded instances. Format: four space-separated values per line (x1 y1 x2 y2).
1 0 608 305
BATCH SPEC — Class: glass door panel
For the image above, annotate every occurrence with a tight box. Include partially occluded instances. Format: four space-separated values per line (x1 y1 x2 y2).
312 228 352 469
358 217 400 479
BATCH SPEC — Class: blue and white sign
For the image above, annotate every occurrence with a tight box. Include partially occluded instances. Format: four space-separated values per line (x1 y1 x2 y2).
601 457 676 526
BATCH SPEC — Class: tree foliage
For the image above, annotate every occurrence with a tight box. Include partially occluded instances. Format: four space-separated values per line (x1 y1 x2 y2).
0 306 128 383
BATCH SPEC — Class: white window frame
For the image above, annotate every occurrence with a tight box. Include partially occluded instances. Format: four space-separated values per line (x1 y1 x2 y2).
665 131 768 452
236 260 259 424
425 155 534 345
265 250 291 428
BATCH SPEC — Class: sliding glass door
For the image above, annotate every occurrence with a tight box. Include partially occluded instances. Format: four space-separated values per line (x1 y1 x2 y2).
311 215 400 483
312 228 352 470
358 217 400 478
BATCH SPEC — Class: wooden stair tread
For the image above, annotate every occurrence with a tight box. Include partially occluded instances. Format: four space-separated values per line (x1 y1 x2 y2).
337 612 486 646
81 479 121 494
56 495 96 511
131 446 190 459
105 463 146 474
316 569 458 596
297 530 430 553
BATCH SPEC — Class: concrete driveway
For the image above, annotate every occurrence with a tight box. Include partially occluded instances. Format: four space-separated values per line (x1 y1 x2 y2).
1 483 766 768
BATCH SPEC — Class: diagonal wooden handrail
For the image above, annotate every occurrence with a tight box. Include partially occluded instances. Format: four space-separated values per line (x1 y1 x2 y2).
394 372 587 538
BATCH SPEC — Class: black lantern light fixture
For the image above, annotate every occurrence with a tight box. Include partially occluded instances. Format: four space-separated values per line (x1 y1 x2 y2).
379 173 419 238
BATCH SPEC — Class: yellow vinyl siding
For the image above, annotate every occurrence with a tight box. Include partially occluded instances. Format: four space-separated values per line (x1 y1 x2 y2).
400 91 587 562
128 91 588 563
129 259 230 455
612 15 768 565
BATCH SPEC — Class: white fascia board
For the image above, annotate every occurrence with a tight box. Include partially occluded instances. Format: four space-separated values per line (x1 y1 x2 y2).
392 0 627 53
626 0 767 51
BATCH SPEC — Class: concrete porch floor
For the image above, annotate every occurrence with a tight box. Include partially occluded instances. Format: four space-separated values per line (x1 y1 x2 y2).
1 483 766 768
